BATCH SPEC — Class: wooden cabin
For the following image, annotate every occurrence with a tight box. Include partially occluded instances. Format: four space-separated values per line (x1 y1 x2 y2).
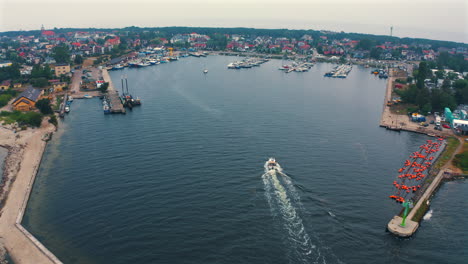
12 86 43 111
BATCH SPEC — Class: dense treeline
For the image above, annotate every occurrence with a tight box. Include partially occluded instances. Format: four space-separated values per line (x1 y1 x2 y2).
436 52 468 72
30 64 54 87
1 26 466 49
0 63 20 82
397 61 468 113
0 89 18 107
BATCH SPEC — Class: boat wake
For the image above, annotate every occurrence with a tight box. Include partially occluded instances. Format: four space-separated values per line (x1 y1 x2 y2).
262 160 345 264
262 161 323 264
423 209 433 221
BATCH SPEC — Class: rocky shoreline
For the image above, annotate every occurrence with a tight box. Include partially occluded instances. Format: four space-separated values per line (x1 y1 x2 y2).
0 119 61 263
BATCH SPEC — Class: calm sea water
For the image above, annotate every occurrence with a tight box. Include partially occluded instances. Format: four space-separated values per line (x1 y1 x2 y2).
23 56 467 264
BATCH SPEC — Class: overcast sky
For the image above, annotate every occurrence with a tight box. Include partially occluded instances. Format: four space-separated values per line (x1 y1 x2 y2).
1 0 467 43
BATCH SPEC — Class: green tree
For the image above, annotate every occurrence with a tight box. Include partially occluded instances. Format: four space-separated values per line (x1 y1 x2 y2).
35 98 53 115
316 45 324 54
441 79 451 93
339 56 347 64
454 79 468 104
0 63 21 82
416 62 431 89
31 77 49 88
74 55 83 65
18 112 43 127
369 47 382 60
357 38 373 50
0 93 14 107
435 70 444 79
415 87 431 109
391 48 401 59
31 64 53 79
49 114 58 126
52 45 70 64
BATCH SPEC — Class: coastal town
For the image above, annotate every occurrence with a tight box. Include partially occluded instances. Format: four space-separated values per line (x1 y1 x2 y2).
0 25 467 263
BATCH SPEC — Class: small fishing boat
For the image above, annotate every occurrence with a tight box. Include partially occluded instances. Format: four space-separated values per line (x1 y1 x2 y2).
133 97 141 105
112 64 124 70
103 104 110 114
137 61 151 67
203 69 208 74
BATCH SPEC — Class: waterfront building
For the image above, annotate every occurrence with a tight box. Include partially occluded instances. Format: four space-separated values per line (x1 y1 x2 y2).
12 86 43 111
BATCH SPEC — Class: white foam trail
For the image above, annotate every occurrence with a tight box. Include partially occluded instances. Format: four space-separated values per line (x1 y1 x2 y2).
262 173 277 218
262 167 320 263
423 209 433 221
277 171 304 209
263 162 345 264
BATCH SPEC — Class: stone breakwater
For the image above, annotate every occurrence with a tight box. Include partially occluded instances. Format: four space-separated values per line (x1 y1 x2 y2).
0 120 62 264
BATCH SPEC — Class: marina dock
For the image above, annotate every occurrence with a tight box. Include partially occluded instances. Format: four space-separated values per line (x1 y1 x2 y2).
324 64 353 78
58 94 68 118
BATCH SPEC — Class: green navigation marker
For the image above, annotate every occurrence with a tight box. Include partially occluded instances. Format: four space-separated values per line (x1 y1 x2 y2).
400 201 413 227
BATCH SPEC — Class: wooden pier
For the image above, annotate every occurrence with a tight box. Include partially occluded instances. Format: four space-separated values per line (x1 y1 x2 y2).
102 69 126 114
58 93 68 118
107 90 125 114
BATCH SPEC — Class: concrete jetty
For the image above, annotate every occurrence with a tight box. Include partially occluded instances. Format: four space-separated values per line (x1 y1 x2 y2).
387 168 447 237
102 69 125 114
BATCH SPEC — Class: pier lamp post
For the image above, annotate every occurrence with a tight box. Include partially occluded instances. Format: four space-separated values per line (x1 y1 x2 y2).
400 201 413 227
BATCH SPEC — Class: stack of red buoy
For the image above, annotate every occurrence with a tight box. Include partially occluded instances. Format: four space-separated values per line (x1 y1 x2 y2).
389 137 444 203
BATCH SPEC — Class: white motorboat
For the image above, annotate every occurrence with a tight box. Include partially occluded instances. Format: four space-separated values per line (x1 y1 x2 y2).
67 96 73 102
64 106 70 113
266 157 278 171
203 69 208 74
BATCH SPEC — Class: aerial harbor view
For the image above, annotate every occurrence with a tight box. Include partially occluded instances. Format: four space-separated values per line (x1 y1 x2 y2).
0 0 467 263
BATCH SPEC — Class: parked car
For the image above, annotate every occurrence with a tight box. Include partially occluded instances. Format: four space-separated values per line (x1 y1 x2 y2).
442 124 450 129
430 120 435 124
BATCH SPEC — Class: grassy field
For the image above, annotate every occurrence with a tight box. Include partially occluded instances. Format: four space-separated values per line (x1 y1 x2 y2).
434 137 460 170
0 111 43 127
453 140 468 173
411 199 429 222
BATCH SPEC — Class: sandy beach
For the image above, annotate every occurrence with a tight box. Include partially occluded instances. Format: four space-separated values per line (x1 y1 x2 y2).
0 119 61 264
